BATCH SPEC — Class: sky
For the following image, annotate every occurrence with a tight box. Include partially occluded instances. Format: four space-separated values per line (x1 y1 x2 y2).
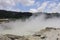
0 0 60 13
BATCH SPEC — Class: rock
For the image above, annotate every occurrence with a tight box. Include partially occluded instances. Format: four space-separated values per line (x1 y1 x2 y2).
0 35 11 40
0 27 60 40
0 34 25 40
4 34 25 40
33 27 60 40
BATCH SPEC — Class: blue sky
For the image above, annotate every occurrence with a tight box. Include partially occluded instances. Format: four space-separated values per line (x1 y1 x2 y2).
0 0 60 13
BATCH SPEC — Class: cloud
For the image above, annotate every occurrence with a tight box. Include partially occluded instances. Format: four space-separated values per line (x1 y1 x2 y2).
0 0 60 12
46 2 60 13
29 1 49 12
0 0 35 11
51 3 60 13
37 1 49 12
29 1 60 13
0 0 15 6
29 9 38 13
19 0 35 6
0 0 35 6
0 0 19 11
44 2 57 13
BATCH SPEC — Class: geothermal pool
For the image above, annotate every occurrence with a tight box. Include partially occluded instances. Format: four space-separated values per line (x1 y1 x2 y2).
0 13 60 35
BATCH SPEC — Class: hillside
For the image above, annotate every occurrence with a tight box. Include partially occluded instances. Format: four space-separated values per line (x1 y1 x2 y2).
0 10 32 19
0 10 60 19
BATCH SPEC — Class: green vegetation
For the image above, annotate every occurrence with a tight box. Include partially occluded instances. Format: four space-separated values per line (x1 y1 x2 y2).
0 10 32 19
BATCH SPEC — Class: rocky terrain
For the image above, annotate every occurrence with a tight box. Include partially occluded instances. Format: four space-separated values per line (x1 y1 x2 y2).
0 27 60 40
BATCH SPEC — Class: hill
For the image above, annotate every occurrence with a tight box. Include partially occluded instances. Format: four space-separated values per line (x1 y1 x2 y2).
0 10 32 19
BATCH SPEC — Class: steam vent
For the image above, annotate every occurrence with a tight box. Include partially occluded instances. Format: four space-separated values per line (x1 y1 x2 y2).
0 27 60 40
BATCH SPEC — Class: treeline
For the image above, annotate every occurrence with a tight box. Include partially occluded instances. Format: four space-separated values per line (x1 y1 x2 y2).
0 10 32 19
45 13 60 19
0 10 60 19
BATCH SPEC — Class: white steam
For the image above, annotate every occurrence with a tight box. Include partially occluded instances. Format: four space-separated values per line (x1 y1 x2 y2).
0 14 60 35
